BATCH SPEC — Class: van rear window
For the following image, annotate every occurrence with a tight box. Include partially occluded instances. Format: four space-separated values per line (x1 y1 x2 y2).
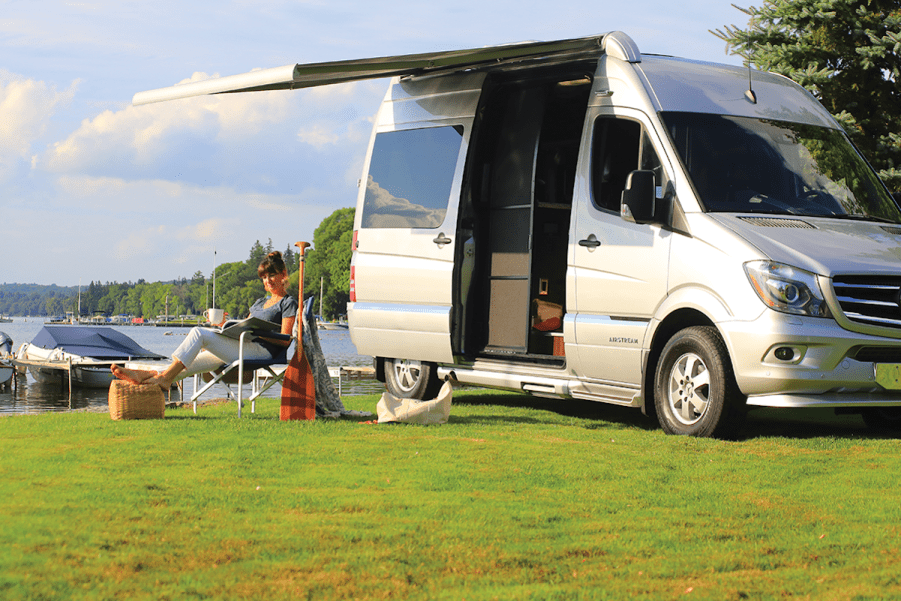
361 126 463 228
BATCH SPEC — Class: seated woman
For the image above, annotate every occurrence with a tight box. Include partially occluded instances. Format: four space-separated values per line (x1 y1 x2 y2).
112 251 298 391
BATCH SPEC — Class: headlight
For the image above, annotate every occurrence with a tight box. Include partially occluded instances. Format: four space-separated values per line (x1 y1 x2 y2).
744 261 831 318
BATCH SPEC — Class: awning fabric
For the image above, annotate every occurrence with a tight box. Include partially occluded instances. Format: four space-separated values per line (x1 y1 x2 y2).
132 32 641 106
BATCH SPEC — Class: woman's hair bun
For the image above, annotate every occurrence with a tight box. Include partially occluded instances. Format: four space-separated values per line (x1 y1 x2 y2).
258 249 287 278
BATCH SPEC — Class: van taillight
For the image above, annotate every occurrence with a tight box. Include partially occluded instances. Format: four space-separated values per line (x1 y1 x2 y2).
349 230 357 302
349 265 356 302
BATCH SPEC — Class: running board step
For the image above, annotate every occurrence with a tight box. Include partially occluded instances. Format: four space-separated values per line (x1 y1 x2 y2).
438 366 643 407
438 366 568 398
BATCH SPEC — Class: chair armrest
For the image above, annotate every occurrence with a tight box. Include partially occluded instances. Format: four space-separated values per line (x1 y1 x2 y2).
238 330 293 365
252 331 291 342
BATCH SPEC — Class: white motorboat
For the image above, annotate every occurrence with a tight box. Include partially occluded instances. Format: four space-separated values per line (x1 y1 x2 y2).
14 326 167 388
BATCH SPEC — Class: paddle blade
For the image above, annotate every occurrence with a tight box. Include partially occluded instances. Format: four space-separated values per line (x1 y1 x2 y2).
280 350 316 421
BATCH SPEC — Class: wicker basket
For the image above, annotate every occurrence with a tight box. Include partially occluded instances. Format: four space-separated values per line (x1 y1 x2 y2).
108 380 165 420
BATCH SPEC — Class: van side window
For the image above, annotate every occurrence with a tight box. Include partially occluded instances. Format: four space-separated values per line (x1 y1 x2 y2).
360 126 464 228
640 130 664 186
591 118 663 213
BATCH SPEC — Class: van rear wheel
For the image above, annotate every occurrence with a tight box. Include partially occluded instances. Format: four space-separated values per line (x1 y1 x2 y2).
385 358 441 400
654 326 745 438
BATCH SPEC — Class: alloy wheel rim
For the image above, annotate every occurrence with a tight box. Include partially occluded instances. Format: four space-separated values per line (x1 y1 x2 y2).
393 359 422 392
667 352 711 426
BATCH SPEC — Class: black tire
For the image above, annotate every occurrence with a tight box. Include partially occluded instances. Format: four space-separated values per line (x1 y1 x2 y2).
861 407 901 434
654 326 745 438
384 358 441 400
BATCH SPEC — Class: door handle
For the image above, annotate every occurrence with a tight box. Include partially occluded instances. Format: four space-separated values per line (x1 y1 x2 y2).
433 233 452 247
578 236 601 249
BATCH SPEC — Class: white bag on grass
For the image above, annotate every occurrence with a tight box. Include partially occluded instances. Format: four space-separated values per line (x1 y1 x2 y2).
377 381 452 425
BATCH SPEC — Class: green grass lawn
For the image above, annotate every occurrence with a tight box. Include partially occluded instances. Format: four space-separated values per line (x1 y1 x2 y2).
1 389 899 600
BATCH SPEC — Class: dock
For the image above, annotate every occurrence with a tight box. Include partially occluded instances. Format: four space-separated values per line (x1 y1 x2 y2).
9 356 93 402
9 356 377 404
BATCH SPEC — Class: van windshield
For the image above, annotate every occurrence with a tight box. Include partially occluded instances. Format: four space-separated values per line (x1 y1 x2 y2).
661 112 901 223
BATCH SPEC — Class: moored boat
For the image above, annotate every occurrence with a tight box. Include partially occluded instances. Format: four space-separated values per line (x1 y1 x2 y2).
14 326 167 388
0 363 12 389
1 331 14 389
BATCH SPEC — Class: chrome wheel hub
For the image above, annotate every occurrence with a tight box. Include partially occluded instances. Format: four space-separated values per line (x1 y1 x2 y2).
668 352 711 425
393 359 422 393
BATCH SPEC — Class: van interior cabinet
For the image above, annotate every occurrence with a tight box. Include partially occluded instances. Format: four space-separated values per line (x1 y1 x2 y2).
465 67 591 361
484 87 545 353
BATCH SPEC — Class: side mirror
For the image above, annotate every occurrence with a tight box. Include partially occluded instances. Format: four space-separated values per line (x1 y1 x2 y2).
620 170 656 224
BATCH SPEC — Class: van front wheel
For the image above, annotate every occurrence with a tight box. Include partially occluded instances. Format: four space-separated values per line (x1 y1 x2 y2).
654 326 744 438
385 358 441 400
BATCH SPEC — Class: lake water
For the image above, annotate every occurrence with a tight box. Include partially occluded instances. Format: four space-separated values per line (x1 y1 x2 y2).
0 317 382 415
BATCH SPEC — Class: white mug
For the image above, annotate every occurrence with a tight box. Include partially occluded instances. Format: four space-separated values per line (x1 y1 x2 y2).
204 308 225 325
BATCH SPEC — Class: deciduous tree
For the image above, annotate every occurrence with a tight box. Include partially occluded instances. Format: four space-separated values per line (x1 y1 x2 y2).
304 207 354 320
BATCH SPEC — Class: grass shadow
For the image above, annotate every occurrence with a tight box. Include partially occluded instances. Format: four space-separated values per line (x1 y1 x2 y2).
736 406 899 441
455 388 900 440
172 388 899 441
160 414 215 420
454 389 656 431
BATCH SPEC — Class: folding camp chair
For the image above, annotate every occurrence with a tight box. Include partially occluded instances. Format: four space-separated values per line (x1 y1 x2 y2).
190 329 292 417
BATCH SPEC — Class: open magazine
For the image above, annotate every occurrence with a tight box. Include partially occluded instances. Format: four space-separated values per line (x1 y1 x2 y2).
217 316 280 340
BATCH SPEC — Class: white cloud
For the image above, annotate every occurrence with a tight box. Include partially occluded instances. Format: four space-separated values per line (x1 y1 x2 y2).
52 174 303 216
2 171 336 283
177 218 235 242
297 124 341 148
360 175 444 228
0 73 77 181
43 75 382 185
113 225 166 261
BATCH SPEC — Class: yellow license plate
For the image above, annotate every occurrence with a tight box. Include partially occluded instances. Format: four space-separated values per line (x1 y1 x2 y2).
875 364 901 390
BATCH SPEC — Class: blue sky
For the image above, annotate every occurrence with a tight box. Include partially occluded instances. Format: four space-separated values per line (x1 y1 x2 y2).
1 0 748 286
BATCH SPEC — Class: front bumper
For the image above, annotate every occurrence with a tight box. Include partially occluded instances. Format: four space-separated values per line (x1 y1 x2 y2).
721 311 901 408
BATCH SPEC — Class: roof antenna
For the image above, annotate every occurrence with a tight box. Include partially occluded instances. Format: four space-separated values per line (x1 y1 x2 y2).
744 30 757 104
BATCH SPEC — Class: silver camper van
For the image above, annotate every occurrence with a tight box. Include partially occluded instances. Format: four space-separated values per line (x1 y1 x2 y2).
135 32 901 437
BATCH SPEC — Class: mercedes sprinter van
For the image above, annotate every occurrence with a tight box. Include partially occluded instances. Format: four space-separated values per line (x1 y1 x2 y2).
135 32 901 436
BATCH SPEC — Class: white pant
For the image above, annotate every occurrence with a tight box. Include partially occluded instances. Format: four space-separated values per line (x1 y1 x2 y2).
171 327 275 381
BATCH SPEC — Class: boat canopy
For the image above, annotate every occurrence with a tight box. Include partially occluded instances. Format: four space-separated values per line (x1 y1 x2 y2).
132 32 641 105
30 326 167 360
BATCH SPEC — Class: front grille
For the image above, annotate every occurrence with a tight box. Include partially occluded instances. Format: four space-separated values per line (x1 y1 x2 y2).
854 347 901 363
832 275 901 329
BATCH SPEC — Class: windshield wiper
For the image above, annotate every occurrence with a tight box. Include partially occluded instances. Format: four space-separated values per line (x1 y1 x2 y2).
828 214 899 224
734 209 801 217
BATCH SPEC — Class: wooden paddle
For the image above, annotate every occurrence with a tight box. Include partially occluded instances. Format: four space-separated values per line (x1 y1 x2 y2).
280 241 316 420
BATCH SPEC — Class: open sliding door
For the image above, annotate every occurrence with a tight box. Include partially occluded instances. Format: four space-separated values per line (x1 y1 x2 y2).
484 88 547 353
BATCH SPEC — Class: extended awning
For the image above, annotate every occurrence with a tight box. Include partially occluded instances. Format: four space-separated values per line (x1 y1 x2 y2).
132 31 641 106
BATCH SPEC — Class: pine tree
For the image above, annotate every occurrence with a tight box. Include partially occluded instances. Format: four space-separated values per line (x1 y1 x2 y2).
713 0 901 191
283 245 297 275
